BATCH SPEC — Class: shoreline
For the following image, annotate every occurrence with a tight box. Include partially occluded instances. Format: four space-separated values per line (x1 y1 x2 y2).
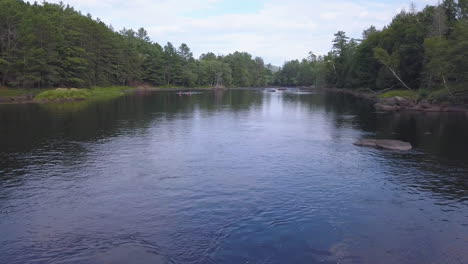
0 87 134 105
317 87 468 114
2 86 468 115
0 86 268 105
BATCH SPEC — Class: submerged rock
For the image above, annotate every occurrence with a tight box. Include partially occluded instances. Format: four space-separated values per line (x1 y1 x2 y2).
354 139 378 147
354 139 412 151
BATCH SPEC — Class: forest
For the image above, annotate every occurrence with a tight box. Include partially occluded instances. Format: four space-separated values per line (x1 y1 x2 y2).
1 0 468 99
0 0 272 89
275 0 468 101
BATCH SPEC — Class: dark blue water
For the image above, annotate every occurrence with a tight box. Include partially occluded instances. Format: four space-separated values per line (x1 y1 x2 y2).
0 89 467 264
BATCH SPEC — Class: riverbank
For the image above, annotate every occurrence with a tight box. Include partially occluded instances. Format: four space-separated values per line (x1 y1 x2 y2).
0 87 40 103
0 85 269 104
0 86 134 104
1 85 273 104
320 87 468 114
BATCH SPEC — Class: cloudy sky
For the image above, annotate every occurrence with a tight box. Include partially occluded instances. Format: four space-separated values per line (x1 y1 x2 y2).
47 0 438 65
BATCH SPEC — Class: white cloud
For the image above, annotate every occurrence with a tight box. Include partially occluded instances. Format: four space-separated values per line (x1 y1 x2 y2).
46 0 439 65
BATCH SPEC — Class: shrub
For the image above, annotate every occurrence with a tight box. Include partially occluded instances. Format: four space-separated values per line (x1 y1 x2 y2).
428 89 451 102
34 88 92 101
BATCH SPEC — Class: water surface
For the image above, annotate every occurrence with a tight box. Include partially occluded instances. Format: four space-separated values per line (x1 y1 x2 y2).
1 89 467 264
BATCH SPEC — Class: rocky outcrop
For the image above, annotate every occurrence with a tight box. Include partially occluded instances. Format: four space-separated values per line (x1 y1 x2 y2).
354 139 412 151
373 96 468 113
374 96 416 112
374 103 401 111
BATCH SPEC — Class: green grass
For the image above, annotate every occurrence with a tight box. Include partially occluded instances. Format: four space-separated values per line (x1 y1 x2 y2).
378 90 418 99
34 88 93 101
34 86 133 102
428 88 453 102
90 86 133 100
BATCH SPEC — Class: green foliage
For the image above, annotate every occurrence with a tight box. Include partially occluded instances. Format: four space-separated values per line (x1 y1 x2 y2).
34 88 92 101
378 90 418 99
223 52 267 87
429 88 452 101
374 48 395 68
275 1 468 98
34 86 132 101
0 1 272 90
418 88 430 98
38 88 129 112
90 86 132 100
3 0 467 97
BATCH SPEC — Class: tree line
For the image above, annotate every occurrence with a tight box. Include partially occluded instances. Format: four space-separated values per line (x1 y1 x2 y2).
0 0 272 89
275 0 468 98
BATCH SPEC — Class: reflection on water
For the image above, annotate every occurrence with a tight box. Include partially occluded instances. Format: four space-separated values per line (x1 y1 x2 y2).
0 89 467 264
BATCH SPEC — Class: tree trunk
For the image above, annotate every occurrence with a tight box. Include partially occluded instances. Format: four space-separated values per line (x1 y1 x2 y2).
442 74 453 96
386 65 412 90
331 60 338 85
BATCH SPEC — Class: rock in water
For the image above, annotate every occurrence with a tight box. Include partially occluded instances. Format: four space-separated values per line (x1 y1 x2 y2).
353 139 378 148
354 139 412 151
375 140 412 151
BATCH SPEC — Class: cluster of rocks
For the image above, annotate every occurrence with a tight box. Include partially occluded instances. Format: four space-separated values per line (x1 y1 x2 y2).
374 96 468 113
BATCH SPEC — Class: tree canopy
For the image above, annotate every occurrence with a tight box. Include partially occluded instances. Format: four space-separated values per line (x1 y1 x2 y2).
0 0 272 88
275 0 468 98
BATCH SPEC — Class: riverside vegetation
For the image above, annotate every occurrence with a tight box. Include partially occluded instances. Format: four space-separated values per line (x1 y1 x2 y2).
275 0 468 109
1 0 468 107
0 0 273 99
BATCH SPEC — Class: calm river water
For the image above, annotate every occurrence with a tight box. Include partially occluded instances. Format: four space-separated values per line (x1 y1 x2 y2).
0 89 467 264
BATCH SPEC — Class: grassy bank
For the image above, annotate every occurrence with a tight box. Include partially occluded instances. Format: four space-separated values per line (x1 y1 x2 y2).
377 88 455 102
34 86 133 102
34 88 92 101
378 90 418 100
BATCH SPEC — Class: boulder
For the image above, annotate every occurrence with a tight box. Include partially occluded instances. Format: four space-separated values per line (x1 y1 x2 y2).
394 96 415 107
380 97 398 106
375 140 412 151
353 139 378 148
354 139 412 151
374 103 400 111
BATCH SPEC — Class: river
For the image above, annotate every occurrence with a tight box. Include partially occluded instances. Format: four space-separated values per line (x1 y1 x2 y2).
0 89 467 264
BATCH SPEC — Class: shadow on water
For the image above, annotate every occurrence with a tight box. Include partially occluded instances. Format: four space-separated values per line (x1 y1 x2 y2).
321 92 468 162
1 89 467 199
0 89 467 264
0 90 262 169
321 92 468 201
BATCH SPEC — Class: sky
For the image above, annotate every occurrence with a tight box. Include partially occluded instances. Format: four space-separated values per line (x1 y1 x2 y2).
46 0 439 65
